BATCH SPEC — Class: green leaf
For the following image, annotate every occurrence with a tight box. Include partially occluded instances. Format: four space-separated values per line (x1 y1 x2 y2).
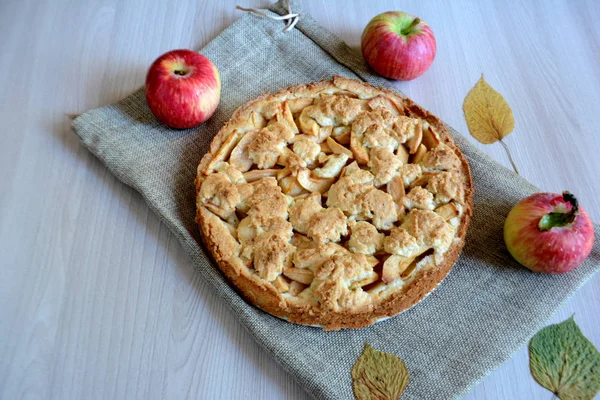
529 317 600 400
351 343 410 400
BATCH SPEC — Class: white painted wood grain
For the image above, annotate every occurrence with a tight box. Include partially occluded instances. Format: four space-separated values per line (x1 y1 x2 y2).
0 0 598 399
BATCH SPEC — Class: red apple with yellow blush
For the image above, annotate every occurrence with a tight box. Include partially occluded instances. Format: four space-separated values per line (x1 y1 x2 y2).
145 49 220 129
361 11 436 81
504 191 594 274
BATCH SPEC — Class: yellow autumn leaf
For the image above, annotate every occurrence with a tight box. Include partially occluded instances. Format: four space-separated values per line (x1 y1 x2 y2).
463 74 515 144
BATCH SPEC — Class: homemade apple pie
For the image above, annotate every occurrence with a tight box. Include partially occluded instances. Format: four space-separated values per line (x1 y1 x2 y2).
195 76 472 330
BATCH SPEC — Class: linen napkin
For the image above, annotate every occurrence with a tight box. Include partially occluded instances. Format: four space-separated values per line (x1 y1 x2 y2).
71 1 600 398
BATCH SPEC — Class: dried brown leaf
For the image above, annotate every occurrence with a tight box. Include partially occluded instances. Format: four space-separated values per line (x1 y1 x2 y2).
351 344 410 400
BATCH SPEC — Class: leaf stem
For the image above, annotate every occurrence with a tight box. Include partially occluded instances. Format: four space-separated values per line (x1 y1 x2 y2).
499 139 519 175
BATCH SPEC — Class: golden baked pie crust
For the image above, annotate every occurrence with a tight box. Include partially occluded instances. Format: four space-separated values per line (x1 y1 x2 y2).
195 76 472 330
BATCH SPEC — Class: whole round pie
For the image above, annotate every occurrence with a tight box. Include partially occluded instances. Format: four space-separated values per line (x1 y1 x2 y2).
195 76 472 330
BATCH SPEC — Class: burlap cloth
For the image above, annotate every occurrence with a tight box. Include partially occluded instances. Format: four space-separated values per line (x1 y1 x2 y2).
71 1 600 398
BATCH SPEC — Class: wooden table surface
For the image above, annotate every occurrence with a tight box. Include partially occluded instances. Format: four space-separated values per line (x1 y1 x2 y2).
1 0 599 399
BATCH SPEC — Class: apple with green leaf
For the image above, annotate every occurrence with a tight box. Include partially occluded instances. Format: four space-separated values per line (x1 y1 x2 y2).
504 191 594 274
145 49 220 129
361 11 436 81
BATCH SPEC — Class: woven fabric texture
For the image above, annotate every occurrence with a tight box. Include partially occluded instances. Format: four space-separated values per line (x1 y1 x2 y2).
72 1 600 398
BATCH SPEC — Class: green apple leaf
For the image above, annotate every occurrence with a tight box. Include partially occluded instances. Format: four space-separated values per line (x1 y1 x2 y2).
529 317 600 400
351 343 410 400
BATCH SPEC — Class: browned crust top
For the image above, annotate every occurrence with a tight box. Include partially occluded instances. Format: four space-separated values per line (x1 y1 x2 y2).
195 76 473 330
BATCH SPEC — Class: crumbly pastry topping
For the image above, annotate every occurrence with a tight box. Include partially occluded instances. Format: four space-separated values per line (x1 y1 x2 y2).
196 76 472 330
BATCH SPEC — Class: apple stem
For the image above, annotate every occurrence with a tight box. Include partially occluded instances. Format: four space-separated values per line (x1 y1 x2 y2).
538 191 579 231
174 70 187 76
401 18 421 35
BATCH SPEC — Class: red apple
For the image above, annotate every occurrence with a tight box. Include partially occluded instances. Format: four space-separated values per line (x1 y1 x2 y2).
145 49 220 129
361 11 436 81
504 191 594 274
